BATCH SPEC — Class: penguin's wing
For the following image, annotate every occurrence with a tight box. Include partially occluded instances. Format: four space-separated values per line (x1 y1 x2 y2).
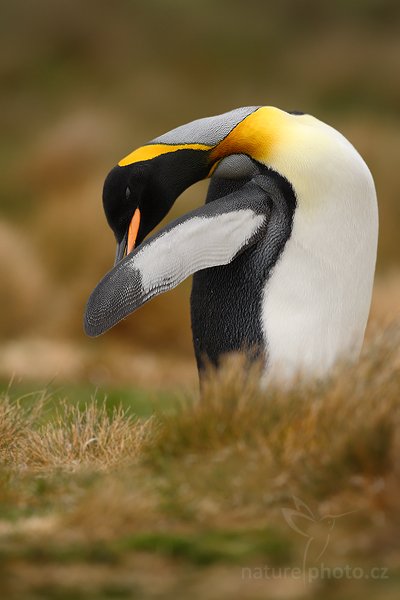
84 181 270 337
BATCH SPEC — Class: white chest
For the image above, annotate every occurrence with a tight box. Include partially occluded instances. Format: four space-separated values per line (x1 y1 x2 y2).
261 161 378 382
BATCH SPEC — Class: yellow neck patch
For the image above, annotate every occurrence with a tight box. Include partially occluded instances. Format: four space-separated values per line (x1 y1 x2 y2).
211 107 285 164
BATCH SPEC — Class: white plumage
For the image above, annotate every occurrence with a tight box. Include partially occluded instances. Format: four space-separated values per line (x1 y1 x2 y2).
261 113 378 380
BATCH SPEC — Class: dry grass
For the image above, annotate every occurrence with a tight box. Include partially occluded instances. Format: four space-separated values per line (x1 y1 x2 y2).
0 388 45 465
137 324 400 538
0 392 154 471
24 400 154 471
0 324 400 598
149 324 400 466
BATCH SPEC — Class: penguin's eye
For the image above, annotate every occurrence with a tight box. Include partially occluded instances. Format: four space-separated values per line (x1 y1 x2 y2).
125 186 131 201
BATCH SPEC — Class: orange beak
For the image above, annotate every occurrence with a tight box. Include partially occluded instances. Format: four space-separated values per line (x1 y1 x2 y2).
127 208 141 254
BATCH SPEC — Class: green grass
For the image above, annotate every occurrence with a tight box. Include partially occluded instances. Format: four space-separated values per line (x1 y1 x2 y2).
0 380 179 418
0 528 292 567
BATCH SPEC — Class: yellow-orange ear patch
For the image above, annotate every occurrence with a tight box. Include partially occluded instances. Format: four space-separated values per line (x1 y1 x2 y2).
211 107 285 164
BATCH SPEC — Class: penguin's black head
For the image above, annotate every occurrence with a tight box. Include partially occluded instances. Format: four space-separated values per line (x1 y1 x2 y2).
102 150 210 265
103 161 167 265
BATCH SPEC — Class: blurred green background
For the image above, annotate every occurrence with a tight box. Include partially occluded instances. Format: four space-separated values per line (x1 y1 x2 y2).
1 0 399 388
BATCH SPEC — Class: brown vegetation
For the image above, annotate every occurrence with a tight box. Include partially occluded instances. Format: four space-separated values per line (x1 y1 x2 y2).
0 324 400 597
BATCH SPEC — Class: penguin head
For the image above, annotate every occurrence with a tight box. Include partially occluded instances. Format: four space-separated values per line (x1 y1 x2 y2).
103 144 211 265
103 161 159 264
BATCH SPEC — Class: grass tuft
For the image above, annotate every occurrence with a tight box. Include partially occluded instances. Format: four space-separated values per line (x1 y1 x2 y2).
147 323 400 499
0 392 154 471
24 399 153 471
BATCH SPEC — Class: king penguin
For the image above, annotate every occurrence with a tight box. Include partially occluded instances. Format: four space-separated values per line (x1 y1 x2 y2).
84 106 378 381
